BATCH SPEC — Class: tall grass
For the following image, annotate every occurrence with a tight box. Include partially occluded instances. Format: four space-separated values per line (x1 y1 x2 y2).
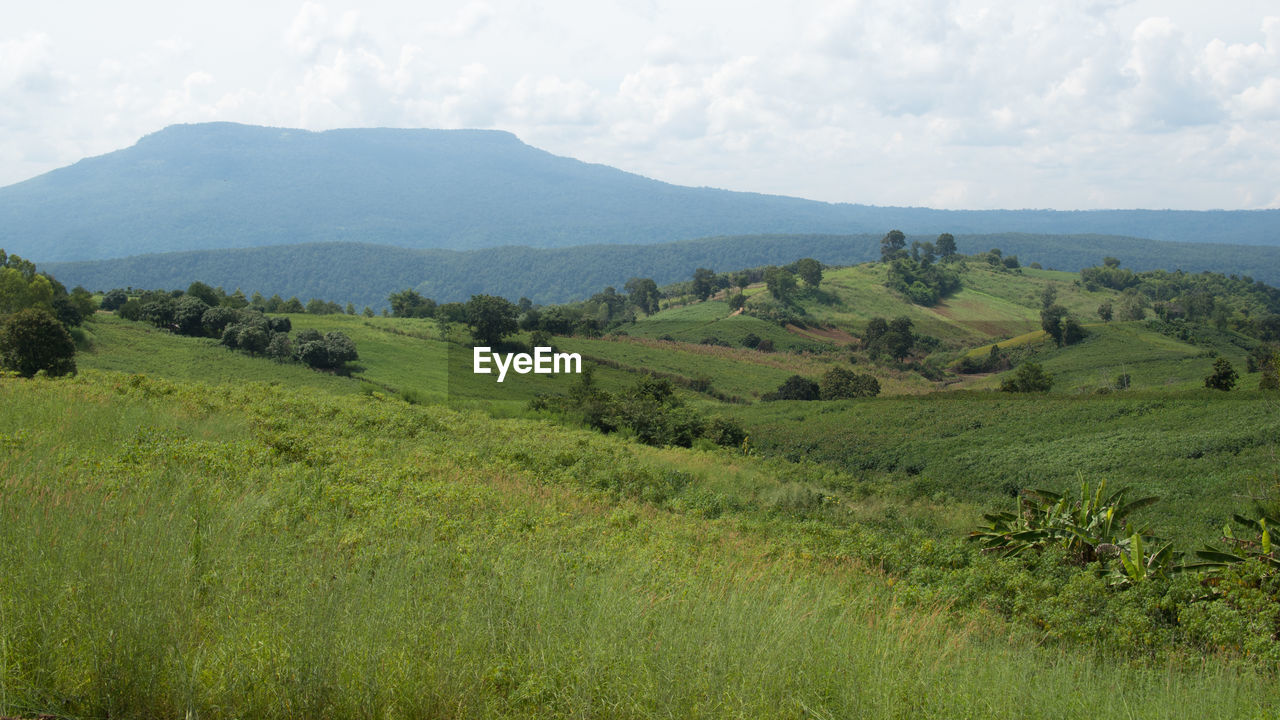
1 372 1277 718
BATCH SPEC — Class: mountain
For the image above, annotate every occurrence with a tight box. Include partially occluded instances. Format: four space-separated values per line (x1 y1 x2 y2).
3 122 1279 264
42 232 1280 308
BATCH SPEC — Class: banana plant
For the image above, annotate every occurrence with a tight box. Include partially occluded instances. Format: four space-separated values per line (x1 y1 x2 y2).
1183 512 1280 575
1111 532 1179 587
969 478 1162 570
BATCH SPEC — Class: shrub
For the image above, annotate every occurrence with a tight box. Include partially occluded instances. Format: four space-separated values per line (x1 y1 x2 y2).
1000 362 1053 393
764 375 821 401
0 307 76 377
820 366 880 399
1204 358 1238 391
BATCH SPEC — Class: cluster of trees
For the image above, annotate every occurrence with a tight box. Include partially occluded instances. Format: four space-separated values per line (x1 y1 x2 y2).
957 344 1012 374
880 231 962 306
982 247 1021 270
390 279 669 342
863 316 921 361
763 367 881 401
0 250 92 377
1082 259 1280 333
530 370 746 449
107 282 369 321
113 281 358 371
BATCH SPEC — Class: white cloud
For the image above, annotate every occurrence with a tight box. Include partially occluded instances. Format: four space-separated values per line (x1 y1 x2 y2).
1 1 1280 211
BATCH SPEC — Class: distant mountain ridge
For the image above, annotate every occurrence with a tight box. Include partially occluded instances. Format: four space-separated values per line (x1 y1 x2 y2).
2 122 1278 264
41 233 1280 308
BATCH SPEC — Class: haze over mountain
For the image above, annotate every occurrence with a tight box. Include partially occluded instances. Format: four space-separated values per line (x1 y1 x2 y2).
3 122 1279 265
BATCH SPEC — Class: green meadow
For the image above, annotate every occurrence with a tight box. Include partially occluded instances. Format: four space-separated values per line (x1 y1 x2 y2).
7 254 1280 718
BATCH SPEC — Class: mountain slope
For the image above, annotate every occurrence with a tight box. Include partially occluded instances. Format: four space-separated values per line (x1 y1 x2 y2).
3 122 1279 263
41 232 1280 308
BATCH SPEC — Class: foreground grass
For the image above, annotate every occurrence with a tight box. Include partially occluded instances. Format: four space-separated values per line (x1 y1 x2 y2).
1 372 1277 718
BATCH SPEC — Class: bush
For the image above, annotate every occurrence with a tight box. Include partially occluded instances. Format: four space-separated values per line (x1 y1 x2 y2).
1000 362 1053 393
1204 358 1238 391
764 375 821 401
0 308 76 377
820 367 881 399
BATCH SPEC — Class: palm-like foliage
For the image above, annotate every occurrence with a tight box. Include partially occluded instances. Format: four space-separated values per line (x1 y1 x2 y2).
1184 512 1280 576
969 479 1174 585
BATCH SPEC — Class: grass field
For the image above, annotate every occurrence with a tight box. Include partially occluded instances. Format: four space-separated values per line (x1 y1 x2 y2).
3 371 1277 718
11 258 1280 717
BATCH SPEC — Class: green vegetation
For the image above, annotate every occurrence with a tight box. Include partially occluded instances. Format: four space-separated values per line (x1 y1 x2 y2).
11 246 1280 716
4 372 1279 719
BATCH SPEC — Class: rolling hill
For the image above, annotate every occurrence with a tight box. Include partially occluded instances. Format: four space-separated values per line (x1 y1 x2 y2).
3 122 1279 265
40 232 1280 308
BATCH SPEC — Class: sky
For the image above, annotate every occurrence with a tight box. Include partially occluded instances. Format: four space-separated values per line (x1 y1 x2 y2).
3 1 1278 210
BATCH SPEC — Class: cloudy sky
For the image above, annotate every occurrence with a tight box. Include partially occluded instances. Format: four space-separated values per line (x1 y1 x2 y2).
4 1 1278 210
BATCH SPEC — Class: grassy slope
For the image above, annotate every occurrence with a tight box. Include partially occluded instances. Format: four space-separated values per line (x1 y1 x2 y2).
960 322 1256 392
734 387 1280 546
3 372 1275 718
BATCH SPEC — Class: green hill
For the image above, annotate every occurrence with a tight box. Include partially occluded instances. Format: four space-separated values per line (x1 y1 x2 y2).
9 251 1280 716
40 233 1280 309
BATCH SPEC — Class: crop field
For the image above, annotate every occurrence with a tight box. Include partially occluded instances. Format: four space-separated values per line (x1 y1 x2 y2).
735 387 1280 546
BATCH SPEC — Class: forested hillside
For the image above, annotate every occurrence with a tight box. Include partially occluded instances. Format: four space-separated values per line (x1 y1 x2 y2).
3 122 1278 264
42 232 1280 308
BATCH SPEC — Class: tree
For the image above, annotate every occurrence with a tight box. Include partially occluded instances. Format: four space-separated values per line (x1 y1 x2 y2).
101 289 129 311
1041 304 1069 346
323 331 358 367
1103 257 1121 268
624 277 660 315
1118 291 1147 321
935 233 958 259
173 295 210 336
1062 317 1086 345
692 268 716 301
0 308 76 377
791 258 823 288
266 332 293 361
820 367 880 399
764 375 820 401
880 230 907 262
465 294 519 346
1260 352 1280 390
186 281 220 307
1040 284 1058 310
764 267 798 301
864 317 888 346
389 289 436 318
1097 302 1113 322
1204 358 1238 391
1001 362 1053 393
